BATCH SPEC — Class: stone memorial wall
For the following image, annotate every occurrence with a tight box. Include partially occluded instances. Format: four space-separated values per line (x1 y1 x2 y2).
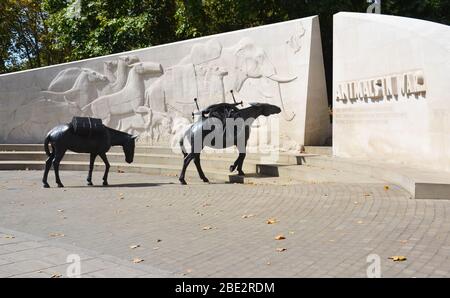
0 16 330 152
333 12 450 171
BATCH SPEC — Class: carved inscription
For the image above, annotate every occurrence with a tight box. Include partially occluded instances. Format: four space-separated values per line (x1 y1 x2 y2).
336 70 426 102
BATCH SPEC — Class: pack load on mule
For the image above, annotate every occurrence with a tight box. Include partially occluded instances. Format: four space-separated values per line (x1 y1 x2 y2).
179 90 281 185
192 90 243 124
71 116 104 137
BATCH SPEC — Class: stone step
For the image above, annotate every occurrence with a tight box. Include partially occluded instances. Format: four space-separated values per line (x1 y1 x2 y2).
0 151 258 172
0 144 302 164
0 160 252 184
257 163 386 184
259 155 450 200
303 146 332 156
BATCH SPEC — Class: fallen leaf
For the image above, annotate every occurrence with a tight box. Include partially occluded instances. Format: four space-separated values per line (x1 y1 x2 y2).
4 235 15 239
389 256 407 262
364 193 372 197
129 244 140 249
267 218 278 224
49 233 65 237
275 235 286 240
117 169 125 173
266 261 271 266
384 185 390 191
156 239 162 243
153 247 159 250
132 258 144 264
276 248 287 252
51 274 62 278
354 201 359 205
242 214 254 219
57 209 64 213
202 226 212 230
119 193 124 200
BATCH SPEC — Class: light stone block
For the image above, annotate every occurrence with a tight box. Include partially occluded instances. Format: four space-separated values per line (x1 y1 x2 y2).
333 12 450 171
0 16 330 152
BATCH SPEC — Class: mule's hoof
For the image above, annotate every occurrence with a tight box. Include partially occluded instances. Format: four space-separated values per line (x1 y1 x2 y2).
229 165 236 172
43 183 50 188
57 184 64 188
103 181 109 186
202 178 210 183
179 178 187 185
87 181 93 186
238 171 245 176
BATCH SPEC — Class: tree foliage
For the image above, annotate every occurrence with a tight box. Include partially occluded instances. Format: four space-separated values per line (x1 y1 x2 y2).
1 0 449 82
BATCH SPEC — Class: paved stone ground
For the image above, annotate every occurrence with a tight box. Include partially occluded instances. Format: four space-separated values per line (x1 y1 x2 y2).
0 170 449 278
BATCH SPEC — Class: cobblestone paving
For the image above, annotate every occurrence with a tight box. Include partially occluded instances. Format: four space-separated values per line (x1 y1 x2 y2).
0 170 449 278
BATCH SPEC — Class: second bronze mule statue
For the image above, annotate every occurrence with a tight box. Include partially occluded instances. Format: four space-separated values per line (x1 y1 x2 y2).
42 117 136 188
179 102 281 185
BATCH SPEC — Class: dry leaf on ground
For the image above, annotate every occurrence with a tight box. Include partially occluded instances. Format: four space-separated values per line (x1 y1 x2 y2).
4 235 15 239
129 244 140 249
49 233 65 237
242 214 254 219
276 248 287 252
389 256 407 262
267 218 278 224
384 185 390 191
202 226 212 230
275 235 286 240
132 258 144 263
51 274 62 278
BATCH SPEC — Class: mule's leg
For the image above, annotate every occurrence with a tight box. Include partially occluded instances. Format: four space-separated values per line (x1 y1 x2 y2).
193 153 209 183
236 153 247 176
229 155 240 173
179 153 195 185
52 149 66 188
99 153 110 186
87 153 96 186
42 153 55 188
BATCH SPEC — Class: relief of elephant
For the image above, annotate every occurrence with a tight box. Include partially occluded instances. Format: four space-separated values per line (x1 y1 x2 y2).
144 38 297 121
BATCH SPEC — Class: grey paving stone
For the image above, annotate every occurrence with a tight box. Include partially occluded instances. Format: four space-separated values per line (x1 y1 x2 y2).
0 170 448 277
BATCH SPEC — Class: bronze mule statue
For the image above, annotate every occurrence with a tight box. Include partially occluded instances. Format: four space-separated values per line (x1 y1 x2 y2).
42 117 136 188
179 102 281 185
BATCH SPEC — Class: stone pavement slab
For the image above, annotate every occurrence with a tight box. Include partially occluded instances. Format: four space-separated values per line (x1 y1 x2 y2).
0 170 449 277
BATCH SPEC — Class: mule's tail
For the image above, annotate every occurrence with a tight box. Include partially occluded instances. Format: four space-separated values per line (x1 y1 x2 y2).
44 134 52 157
179 134 187 158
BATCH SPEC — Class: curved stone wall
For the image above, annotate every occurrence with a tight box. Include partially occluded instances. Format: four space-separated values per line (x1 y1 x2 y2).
333 12 450 171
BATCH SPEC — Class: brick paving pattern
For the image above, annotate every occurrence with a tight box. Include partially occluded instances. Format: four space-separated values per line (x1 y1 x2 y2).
0 170 449 277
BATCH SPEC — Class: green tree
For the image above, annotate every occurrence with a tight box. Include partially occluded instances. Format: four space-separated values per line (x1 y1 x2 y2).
42 0 178 61
0 0 62 73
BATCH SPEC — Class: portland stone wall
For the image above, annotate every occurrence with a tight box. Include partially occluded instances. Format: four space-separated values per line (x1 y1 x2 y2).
333 12 450 171
0 16 330 152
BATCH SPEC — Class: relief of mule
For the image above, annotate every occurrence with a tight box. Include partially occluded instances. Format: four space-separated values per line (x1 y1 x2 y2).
42 118 137 188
